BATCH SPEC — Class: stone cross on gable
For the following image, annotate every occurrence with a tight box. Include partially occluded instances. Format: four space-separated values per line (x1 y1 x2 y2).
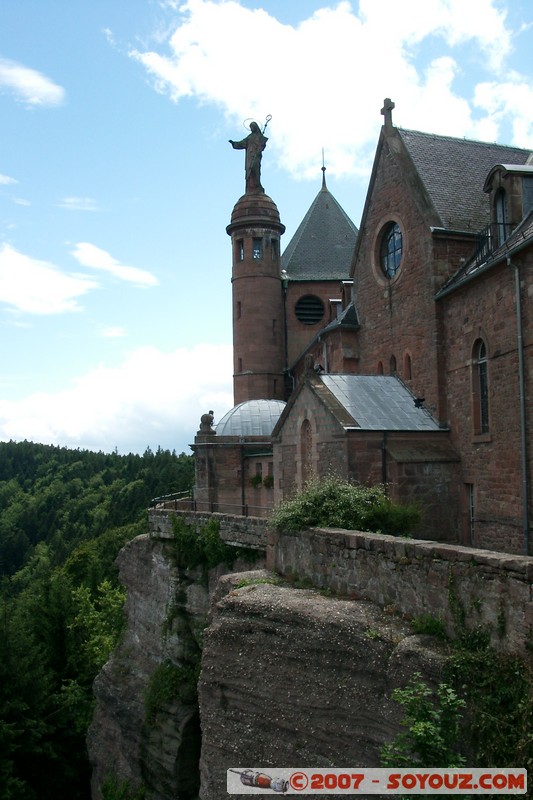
381 97 395 129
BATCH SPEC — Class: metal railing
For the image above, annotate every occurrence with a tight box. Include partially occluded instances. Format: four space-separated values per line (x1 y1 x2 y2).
190 500 274 518
150 490 192 508
472 221 516 268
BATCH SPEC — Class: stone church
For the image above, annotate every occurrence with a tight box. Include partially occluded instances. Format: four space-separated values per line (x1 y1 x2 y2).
192 100 533 556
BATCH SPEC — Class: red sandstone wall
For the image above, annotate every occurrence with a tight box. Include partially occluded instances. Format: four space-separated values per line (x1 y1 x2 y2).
440 255 532 553
285 280 343 366
352 137 476 421
273 385 349 498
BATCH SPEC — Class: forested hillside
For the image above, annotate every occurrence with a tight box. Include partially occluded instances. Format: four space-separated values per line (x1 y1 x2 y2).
0 440 194 800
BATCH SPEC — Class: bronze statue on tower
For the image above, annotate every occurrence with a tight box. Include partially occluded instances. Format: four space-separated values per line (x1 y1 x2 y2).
229 120 268 193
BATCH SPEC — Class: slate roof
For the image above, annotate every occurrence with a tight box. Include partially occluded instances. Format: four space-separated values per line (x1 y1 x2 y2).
281 175 358 280
216 399 286 437
322 301 360 333
399 129 532 232
320 374 441 431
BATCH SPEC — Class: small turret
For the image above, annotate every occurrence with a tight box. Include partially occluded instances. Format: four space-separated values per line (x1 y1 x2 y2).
227 122 286 404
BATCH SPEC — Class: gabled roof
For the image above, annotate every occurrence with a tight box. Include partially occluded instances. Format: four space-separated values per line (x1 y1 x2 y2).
320 375 441 431
399 129 532 232
273 374 443 438
281 172 358 281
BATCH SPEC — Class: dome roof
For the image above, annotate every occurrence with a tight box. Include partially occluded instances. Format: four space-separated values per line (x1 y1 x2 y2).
227 192 285 235
216 399 286 437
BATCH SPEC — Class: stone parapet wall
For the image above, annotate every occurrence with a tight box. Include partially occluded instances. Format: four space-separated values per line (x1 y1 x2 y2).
148 508 268 550
267 527 533 653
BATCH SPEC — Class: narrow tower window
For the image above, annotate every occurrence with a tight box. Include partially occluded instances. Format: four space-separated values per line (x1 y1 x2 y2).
237 239 244 260
253 238 263 259
271 239 278 260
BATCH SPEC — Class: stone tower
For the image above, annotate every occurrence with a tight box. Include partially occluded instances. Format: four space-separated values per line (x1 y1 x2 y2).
227 124 286 405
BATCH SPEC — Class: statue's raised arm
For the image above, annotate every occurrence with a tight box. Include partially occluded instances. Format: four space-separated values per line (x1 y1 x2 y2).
229 121 268 193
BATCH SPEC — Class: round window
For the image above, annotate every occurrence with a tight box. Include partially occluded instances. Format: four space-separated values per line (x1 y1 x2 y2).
295 294 325 325
380 222 403 278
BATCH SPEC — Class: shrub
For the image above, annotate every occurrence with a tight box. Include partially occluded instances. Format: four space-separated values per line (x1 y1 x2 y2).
381 673 465 768
102 776 145 800
145 659 200 724
411 614 448 639
269 476 419 536
170 516 257 570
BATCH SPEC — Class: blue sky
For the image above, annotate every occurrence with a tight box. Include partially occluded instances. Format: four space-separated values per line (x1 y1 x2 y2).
0 0 532 455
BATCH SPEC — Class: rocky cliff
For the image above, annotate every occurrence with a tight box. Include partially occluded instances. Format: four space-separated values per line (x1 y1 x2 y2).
88 532 447 800
199 574 447 799
87 533 264 799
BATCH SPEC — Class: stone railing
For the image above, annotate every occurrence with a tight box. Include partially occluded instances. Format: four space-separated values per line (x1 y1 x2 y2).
148 508 268 551
148 509 533 653
267 527 533 654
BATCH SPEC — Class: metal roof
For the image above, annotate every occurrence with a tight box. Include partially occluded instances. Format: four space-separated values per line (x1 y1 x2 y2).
216 399 286 436
399 129 532 232
281 176 358 281
320 375 441 431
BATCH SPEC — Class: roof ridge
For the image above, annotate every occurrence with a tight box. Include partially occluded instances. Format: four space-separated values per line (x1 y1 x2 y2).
399 127 532 155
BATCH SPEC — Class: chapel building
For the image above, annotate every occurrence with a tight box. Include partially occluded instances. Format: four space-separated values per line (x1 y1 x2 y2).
192 101 533 556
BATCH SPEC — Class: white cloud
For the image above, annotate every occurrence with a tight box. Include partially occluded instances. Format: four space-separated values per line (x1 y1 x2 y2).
14 198 31 206
0 343 234 454
0 244 97 315
58 196 100 212
101 325 127 338
0 57 65 107
0 173 18 185
71 242 159 287
131 0 531 178
473 80 533 147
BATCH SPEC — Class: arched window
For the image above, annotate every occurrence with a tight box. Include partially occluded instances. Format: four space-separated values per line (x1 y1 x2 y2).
301 419 313 484
377 361 384 375
404 352 412 380
389 355 397 375
473 339 489 434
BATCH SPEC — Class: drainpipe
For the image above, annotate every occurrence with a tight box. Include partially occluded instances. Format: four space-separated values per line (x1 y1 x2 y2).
508 256 530 555
281 270 289 397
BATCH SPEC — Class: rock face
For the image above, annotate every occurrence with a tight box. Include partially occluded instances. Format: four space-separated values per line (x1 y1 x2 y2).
88 536 447 800
87 533 205 798
87 535 262 800
198 573 447 800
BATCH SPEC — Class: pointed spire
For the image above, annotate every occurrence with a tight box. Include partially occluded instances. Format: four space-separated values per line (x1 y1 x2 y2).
321 147 327 190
